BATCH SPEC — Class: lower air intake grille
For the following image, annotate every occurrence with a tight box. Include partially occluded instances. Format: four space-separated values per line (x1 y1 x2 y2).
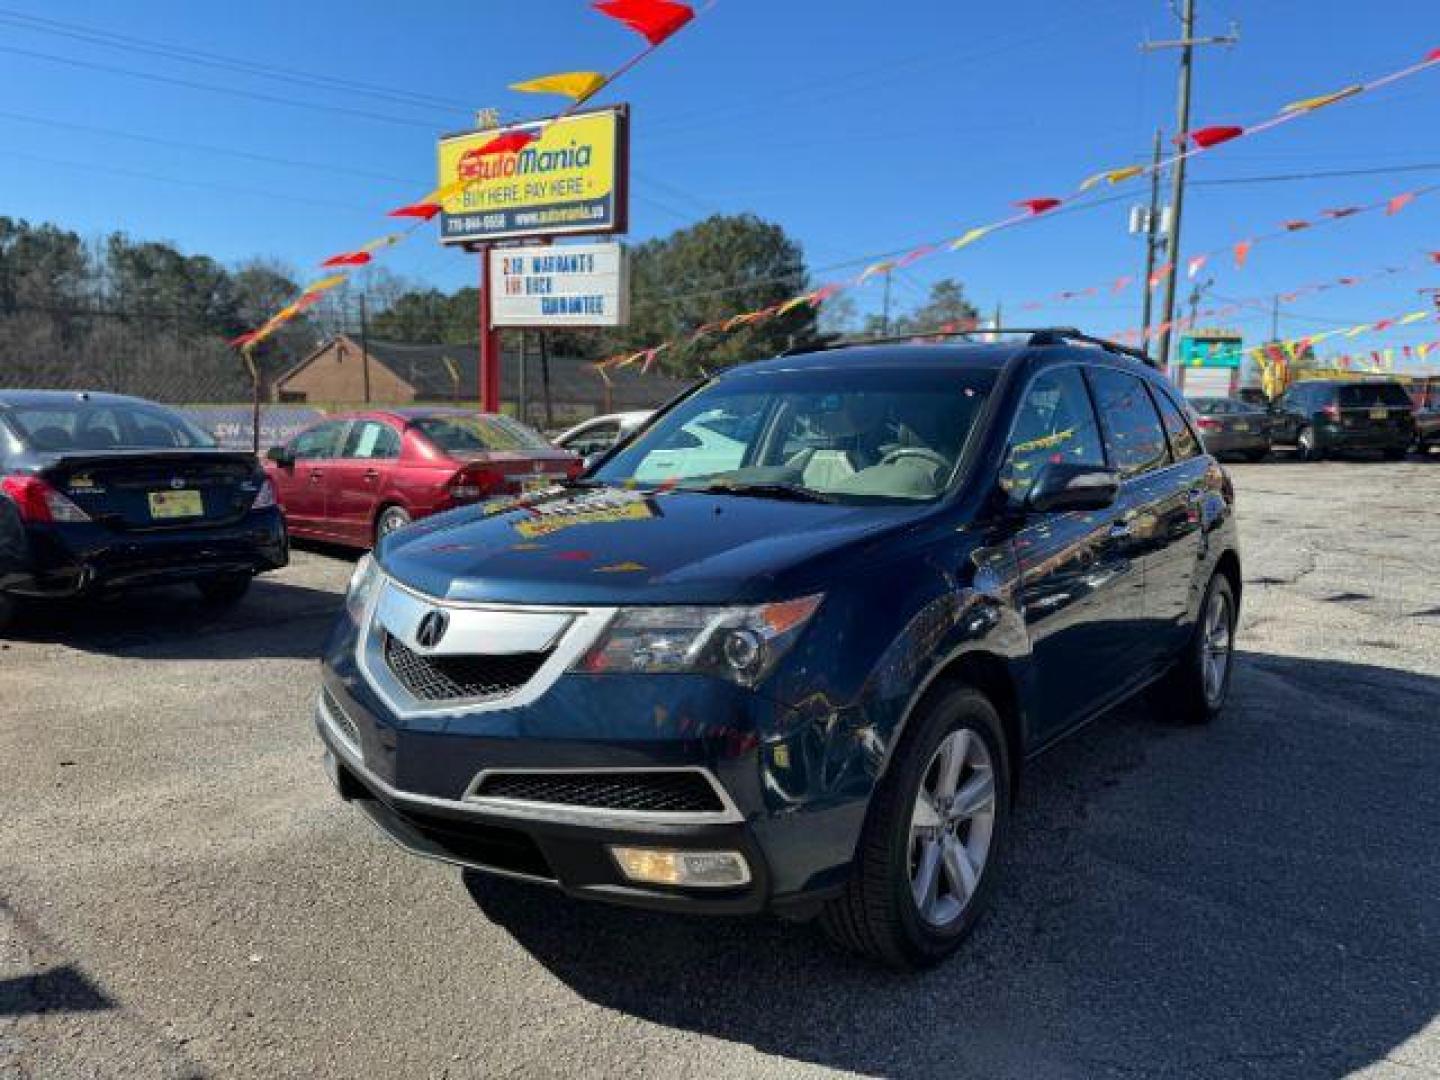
383 634 549 703
473 771 726 815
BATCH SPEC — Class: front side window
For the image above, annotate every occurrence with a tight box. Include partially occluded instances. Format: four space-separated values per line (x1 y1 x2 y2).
7 401 216 452
999 366 1106 503
290 421 347 461
1150 385 1201 460
593 367 994 504
342 421 401 460
1087 367 1170 478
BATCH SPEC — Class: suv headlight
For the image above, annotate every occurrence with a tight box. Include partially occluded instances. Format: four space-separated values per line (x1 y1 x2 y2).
345 554 382 623
576 595 823 687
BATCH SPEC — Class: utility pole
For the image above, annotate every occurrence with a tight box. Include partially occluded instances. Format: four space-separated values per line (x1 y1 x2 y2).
880 271 893 336
1143 2 1239 371
1270 294 1281 342
1187 277 1213 326
1138 129 1165 346
359 291 372 404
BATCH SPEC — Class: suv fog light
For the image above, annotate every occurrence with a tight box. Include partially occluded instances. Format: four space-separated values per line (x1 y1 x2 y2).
610 847 751 888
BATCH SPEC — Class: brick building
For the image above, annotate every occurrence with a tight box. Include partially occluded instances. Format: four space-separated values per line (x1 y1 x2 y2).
273 335 693 428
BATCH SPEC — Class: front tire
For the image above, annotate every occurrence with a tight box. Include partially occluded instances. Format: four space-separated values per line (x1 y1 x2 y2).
1297 426 1324 461
821 685 1010 969
195 573 252 607
1155 572 1236 725
375 506 411 545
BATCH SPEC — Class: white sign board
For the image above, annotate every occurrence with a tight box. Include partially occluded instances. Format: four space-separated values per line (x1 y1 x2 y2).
489 242 629 328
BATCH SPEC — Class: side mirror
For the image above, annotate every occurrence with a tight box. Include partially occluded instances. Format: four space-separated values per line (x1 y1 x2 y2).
1026 462 1120 514
266 446 294 468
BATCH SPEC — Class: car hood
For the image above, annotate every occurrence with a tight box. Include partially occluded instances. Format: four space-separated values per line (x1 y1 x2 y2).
378 485 922 605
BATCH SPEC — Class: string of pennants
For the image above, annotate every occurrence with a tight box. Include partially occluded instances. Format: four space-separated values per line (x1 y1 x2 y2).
229 0 701 353
593 44 1440 376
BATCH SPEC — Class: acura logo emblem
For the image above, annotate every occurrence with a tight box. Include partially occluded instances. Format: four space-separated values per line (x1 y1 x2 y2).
170 477 187 490
415 610 450 650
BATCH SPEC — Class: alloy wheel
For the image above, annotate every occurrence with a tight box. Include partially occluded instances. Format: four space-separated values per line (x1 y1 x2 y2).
907 729 996 929
1201 587 1233 706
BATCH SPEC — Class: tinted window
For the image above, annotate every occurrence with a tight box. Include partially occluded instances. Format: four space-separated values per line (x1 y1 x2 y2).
6 401 215 451
291 421 347 461
341 421 401 460
1000 366 1105 503
411 414 549 455
594 368 993 504
1150 385 1201 460
1087 367 1170 477
1339 383 1413 409
564 421 621 458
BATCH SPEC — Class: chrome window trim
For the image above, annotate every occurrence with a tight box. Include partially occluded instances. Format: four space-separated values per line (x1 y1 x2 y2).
354 570 616 720
316 697 743 828
463 767 744 825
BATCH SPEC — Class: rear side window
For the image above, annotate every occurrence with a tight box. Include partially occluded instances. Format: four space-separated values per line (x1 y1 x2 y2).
1149 385 1201 460
411 415 550 454
1000 366 1106 503
1339 383 1413 409
1086 367 1170 478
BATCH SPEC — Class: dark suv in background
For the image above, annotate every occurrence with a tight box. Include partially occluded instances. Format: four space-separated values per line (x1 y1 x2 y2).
1269 379 1416 460
315 331 1241 969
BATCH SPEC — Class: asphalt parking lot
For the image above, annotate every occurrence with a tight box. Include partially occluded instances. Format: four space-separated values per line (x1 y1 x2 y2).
3 459 1439 1079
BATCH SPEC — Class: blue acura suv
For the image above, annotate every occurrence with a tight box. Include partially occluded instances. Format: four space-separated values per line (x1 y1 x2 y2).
315 331 1241 968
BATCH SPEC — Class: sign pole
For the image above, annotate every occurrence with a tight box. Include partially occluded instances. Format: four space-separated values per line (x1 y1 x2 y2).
478 244 501 413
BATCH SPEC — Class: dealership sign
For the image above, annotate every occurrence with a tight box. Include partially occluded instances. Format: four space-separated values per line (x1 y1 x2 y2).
437 106 629 245
489 242 629 328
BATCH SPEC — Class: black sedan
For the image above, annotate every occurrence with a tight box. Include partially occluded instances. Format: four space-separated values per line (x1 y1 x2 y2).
1187 396 1272 462
0 391 288 632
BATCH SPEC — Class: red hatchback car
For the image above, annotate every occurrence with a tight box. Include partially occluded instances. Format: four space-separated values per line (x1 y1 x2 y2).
265 408 581 547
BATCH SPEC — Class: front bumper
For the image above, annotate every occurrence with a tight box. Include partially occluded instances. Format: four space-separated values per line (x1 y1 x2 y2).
316 698 776 914
3 509 288 597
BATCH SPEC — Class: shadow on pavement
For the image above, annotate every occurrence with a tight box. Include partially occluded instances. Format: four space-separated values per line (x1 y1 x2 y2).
466 651 1440 1079
0 965 114 1018
2 574 342 660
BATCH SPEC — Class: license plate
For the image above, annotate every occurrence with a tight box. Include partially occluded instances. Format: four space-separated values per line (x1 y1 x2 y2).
1233 422 1249 432
147 489 204 519
1369 408 1388 420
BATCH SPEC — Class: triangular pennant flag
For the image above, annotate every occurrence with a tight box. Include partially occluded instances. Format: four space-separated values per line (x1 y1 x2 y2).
896 244 936 268
1322 207 1362 219
858 260 895 283
511 71 608 102
1015 197 1062 216
470 130 538 158
1233 240 1253 268
1420 343 1434 360
302 274 348 295
1148 262 1172 291
1111 275 1133 293
229 330 260 349
1283 220 1311 232
321 251 372 269
1080 164 1145 191
1344 324 1370 338
1400 310 1431 326
777 293 817 316
389 201 442 221
1188 125 1244 149
950 226 991 250
1187 254 1209 279
1427 47 1440 63
1387 192 1416 215
593 0 694 46
1282 85 1362 113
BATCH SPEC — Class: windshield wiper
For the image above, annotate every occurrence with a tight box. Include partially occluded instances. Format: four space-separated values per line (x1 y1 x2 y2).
692 481 837 504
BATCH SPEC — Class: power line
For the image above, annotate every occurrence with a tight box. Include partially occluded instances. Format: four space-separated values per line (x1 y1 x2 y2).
1191 163 1440 186
0 7 471 113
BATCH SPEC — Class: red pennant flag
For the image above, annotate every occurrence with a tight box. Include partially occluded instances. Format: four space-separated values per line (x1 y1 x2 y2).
229 330 260 348
1338 276 1358 286
1111 275 1133 293
1234 239 1253 268
1427 47 1440 62
388 201 442 220
1283 220 1310 232
1430 252 1440 264
1015 197 1062 216
467 130 538 160
1374 319 1394 332
593 0 695 46
1188 125 1244 149
1387 192 1416 215
321 251 373 268
1322 207 1361 219
896 244 936 268
1147 262 1172 291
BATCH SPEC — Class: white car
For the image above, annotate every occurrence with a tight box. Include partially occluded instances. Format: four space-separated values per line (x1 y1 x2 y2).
553 411 652 461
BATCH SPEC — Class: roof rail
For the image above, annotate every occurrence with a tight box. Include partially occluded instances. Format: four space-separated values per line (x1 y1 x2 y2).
780 327 1158 367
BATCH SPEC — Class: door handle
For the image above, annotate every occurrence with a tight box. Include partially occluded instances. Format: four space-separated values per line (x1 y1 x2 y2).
363 469 380 481
309 469 325 484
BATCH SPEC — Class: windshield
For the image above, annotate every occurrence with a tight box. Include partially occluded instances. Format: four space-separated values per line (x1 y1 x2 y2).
1338 383 1413 409
591 367 994 504
411 413 550 454
5 400 217 451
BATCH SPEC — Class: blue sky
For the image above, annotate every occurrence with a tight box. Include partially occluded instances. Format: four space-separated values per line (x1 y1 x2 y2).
2 0 1436 364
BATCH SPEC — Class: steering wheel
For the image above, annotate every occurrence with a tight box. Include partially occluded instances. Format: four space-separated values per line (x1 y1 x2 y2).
878 446 950 471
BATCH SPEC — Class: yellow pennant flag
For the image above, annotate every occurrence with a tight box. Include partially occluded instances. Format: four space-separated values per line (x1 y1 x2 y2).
858 260 894 283
949 226 991 251
1308 330 1336 343
428 178 471 204
1343 323 1371 338
1282 85 1362 113
511 71 607 102
777 293 816 316
302 274 347 295
1420 343 1434 360
1399 310 1431 325
1080 164 1145 191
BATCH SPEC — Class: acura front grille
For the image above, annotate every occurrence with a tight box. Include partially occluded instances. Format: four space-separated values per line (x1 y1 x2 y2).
382 633 550 703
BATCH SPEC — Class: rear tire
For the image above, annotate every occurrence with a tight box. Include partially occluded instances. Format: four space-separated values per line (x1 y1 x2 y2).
195 573 252 607
1154 572 1236 726
1297 427 1324 461
821 684 1010 970
1244 448 1269 463
1383 448 1407 462
375 506 411 545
